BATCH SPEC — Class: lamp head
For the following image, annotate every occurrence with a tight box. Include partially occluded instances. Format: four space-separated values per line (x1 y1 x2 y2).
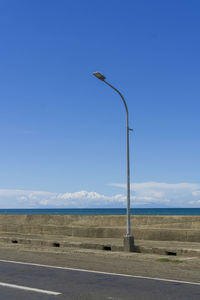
93 72 106 81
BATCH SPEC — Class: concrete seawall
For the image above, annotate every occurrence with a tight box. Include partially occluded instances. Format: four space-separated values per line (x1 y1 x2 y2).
0 215 199 242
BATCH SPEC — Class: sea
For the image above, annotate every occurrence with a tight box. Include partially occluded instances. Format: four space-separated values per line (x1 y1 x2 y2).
0 208 200 215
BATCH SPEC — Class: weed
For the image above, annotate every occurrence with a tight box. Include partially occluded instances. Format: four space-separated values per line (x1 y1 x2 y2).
156 258 183 263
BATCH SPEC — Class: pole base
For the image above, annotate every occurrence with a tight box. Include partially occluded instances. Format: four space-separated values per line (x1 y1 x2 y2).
123 235 135 252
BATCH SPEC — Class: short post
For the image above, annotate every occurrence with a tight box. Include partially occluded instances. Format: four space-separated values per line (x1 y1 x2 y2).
123 235 135 252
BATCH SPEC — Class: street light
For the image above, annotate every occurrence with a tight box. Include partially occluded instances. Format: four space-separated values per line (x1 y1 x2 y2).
93 72 134 252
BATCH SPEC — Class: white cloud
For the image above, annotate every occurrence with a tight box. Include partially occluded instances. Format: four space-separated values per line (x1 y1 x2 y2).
0 182 200 208
0 189 125 208
110 182 200 207
192 190 200 197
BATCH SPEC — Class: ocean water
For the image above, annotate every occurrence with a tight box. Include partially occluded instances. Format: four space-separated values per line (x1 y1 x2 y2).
0 208 200 215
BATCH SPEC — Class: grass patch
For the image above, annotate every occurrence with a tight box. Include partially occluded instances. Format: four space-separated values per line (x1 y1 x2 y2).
156 258 183 263
156 258 170 262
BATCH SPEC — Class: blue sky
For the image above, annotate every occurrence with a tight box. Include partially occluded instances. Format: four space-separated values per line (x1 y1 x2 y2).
0 0 200 208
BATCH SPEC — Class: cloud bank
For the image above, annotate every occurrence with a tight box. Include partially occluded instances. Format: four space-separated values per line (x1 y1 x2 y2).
0 182 200 208
0 189 125 208
111 182 200 207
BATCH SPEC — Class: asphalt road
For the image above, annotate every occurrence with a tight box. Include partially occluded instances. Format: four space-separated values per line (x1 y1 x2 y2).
0 260 200 300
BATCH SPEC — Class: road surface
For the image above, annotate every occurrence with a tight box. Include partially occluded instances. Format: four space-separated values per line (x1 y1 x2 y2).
0 259 199 299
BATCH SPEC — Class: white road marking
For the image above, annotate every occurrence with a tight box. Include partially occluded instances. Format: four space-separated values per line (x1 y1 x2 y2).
0 259 200 287
0 281 61 295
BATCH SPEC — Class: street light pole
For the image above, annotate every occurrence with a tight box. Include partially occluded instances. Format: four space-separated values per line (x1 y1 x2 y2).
93 72 134 251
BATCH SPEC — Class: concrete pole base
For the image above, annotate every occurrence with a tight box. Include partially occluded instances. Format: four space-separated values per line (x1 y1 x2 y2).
123 235 135 252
